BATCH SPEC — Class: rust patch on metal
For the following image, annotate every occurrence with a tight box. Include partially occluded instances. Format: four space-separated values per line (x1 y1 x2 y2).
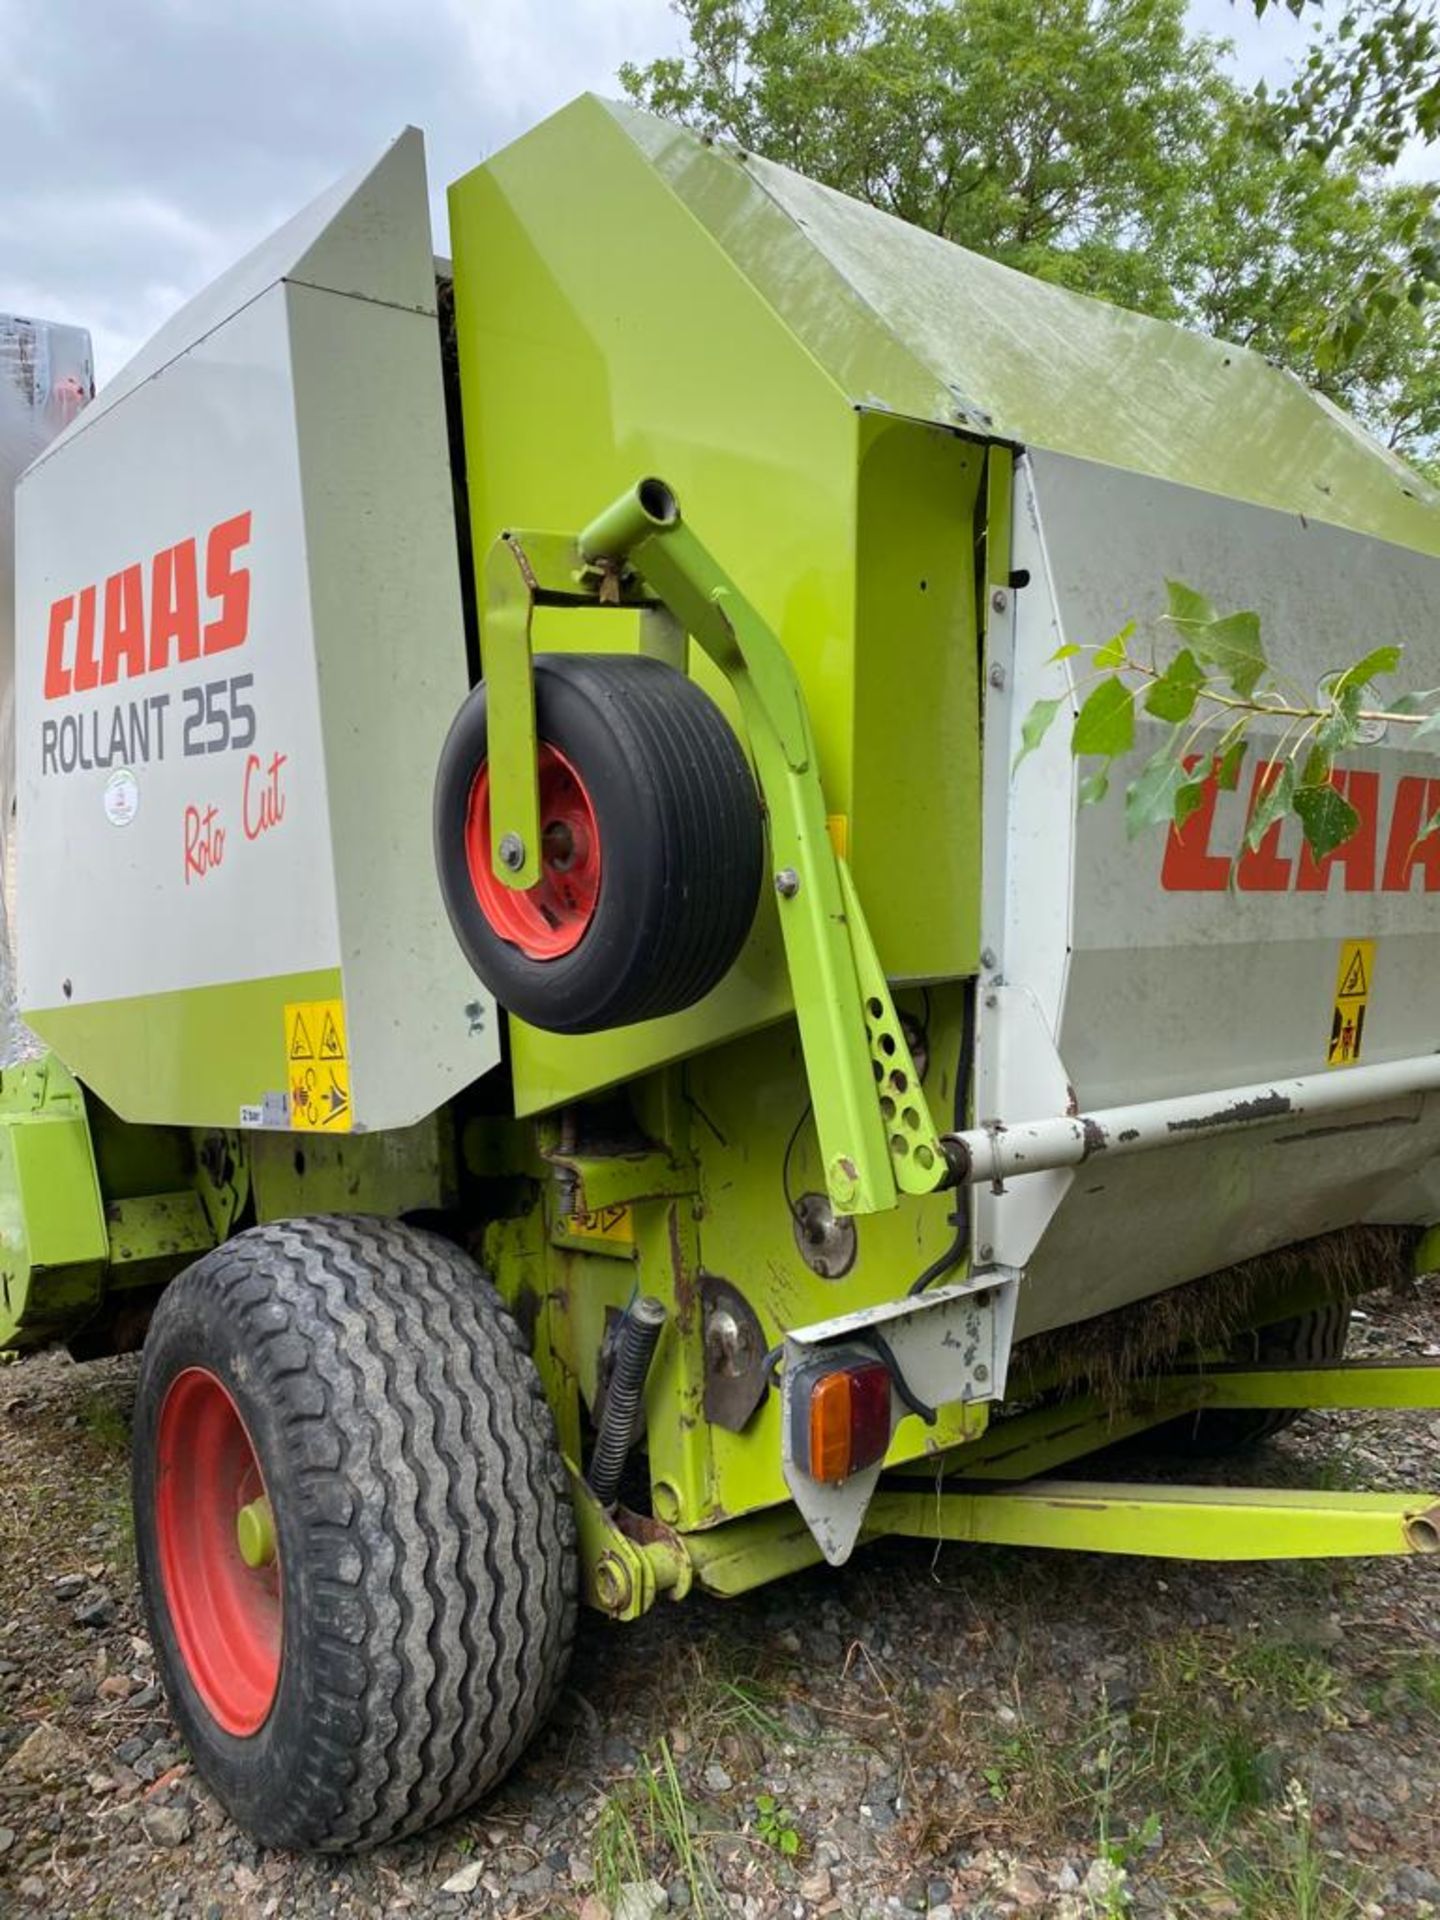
1166 1091 1292 1135
669 1206 697 1329
1118 1128 1140 1143
1080 1117 1109 1158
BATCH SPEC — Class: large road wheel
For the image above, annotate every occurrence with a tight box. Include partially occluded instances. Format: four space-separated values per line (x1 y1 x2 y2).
132 1216 576 1852
1156 1303 1351 1456
434 652 763 1034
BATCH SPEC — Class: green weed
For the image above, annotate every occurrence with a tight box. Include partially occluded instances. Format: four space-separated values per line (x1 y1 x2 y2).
592 1739 718 1917
1224 1780 1370 1920
753 1793 800 1856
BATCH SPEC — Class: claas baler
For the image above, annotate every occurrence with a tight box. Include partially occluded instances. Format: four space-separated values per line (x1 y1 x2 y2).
6 98 1440 1850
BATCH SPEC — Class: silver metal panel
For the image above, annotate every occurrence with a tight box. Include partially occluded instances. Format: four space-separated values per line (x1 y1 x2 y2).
781 1277 1017 1564
13 132 499 1128
977 450 1440 1341
15 287 341 1008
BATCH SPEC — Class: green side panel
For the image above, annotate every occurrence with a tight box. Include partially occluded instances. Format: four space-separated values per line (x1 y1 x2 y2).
0 1057 107 1349
610 99 1440 555
451 96 985 1115
250 1112 456 1220
852 416 983 978
28 967 343 1130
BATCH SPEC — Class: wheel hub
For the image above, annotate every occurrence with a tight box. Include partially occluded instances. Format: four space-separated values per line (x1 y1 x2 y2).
464 744 602 959
154 1368 282 1736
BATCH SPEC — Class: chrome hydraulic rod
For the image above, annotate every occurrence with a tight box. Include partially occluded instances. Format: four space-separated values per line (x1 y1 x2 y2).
944 1052 1440 1187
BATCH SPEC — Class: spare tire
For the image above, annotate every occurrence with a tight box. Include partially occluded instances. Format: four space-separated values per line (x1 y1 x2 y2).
435 652 763 1034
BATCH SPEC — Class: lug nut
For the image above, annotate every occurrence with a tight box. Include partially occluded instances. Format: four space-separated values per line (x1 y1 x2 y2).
498 832 525 871
774 868 800 898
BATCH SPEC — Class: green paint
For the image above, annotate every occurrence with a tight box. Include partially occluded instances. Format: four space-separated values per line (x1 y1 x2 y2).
29 968 344 1130
250 1112 454 1221
450 95 986 1122
236 1497 277 1570
0 1056 107 1349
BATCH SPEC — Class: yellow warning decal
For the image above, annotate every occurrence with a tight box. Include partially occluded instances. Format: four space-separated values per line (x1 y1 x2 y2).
1327 938 1374 1069
285 999 352 1132
562 1203 634 1247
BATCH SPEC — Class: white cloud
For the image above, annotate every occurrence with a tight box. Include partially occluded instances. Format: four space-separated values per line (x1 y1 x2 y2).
0 0 680 380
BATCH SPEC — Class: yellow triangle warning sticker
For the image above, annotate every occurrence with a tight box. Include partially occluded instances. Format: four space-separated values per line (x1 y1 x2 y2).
1327 939 1374 1070
283 1000 352 1131
1337 947 1369 999
288 1011 315 1060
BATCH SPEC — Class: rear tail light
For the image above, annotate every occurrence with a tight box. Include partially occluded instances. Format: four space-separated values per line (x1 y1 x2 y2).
791 1354 892 1485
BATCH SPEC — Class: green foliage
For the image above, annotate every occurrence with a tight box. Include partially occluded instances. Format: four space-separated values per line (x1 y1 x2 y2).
622 0 1440 475
1018 582 1440 864
593 1739 719 1914
752 1792 801 1854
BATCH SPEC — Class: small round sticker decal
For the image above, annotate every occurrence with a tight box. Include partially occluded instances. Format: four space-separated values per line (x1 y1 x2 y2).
104 768 139 827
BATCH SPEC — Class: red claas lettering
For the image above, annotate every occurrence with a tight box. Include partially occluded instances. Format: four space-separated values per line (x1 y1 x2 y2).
1162 756 1440 896
43 513 253 698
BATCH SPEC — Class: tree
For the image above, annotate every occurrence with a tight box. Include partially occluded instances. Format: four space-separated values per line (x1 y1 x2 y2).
622 0 1439 474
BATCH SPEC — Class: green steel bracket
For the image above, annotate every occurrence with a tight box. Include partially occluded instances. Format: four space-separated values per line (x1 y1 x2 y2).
868 1482 1440 1560
0 1053 108 1350
567 1462 694 1619
538 1136 697 1214
480 480 950 1216
1156 1359 1440 1411
194 1130 250 1242
106 1192 216 1287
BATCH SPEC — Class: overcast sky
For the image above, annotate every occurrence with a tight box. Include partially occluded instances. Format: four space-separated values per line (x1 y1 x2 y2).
0 0 1421 385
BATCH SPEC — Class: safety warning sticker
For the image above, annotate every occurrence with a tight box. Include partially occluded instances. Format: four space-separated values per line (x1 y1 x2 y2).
285 998 352 1131
1327 938 1374 1069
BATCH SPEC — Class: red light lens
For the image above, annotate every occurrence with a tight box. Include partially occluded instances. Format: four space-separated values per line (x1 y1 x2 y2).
804 1359 892 1484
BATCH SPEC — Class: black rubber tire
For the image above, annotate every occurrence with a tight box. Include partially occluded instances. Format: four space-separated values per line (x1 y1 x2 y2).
131 1216 577 1852
434 652 763 1034
1155 1303 1351 1456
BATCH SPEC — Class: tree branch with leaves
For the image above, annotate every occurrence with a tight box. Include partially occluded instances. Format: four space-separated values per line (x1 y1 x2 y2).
1019 584 1440 862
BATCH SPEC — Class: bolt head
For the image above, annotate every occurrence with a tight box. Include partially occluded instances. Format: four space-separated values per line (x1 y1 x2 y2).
498 832 525 871
984 991 999 1009
980 947 998 970
988 664 1006 690
978 1243 994 1262
594 1554 630 1611
774 867 800 898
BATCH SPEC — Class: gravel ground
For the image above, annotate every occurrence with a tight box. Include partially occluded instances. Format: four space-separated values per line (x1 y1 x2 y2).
2 1283 1439 1920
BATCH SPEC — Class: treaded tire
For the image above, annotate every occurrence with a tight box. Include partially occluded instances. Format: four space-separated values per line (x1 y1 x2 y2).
434 652 763 1034
131 1216 577 1852
1156 1303 1351 1456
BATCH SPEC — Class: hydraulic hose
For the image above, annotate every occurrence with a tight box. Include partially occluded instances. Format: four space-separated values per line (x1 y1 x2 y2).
587 1296 667 1508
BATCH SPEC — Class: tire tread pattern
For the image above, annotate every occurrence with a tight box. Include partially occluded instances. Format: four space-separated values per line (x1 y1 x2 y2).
135 1216 576 1852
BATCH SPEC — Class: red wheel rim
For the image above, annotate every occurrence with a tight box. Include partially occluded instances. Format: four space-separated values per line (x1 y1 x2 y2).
155 1368 282 1736
464 744 601 960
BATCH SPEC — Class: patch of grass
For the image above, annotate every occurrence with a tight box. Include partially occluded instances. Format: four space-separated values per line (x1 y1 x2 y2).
1223 1640 1344 1721
1223 1781 1371 1920
1369 1647 1440 1720
593 1739 719 1917
75 1387 131 1458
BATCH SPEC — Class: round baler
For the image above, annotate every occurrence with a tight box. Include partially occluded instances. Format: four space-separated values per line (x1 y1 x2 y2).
4 101 1440 1849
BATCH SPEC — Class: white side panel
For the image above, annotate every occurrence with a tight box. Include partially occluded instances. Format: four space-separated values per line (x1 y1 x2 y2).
12 130 498 1130
285 282 498 1119
983 451 1440 1339
15 288 339 1009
